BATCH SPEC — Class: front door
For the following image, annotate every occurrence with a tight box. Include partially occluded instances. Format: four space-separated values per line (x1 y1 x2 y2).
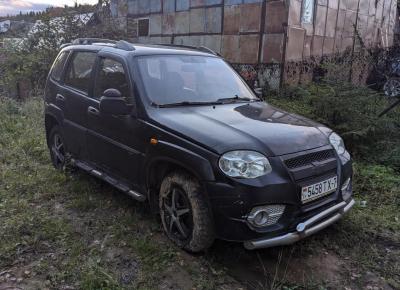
86 54 143 185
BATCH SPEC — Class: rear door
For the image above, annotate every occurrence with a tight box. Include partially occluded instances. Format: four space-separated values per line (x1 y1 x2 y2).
62 50 97 159
86 54 143 184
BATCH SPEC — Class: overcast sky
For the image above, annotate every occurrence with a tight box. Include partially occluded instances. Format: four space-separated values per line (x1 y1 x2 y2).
0 0 98 16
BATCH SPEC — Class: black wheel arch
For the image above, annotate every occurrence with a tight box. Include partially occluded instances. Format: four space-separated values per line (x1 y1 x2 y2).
145 154 215 214
45 113 60 147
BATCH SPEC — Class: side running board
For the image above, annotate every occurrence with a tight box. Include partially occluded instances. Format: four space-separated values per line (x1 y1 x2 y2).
72 159 146 202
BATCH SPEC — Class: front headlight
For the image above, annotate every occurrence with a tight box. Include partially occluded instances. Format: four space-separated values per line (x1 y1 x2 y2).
329 132 346 155
218 151 272 179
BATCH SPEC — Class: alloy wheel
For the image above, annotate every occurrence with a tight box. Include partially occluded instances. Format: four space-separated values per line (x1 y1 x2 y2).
51 133 65 168
161 186 193 242
384 78 400 98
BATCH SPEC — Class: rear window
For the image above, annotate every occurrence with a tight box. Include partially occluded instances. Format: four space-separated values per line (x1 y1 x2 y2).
50 51 69 81
65 51 97 94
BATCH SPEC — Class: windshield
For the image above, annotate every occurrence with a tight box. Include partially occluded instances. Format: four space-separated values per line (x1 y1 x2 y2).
136 55 258 106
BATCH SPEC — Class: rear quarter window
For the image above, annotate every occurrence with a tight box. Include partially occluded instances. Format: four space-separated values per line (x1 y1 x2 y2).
50 51 69 82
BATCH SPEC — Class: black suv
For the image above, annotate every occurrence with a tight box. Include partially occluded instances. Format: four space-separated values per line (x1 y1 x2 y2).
44 38 354 252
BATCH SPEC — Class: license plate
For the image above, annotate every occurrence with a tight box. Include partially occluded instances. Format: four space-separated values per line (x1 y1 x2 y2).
301 176 338 203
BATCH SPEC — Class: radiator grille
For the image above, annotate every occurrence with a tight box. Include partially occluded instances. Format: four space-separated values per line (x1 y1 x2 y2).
284 149 336 169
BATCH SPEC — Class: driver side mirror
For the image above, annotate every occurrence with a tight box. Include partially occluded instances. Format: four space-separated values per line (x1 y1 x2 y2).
99 89 132 115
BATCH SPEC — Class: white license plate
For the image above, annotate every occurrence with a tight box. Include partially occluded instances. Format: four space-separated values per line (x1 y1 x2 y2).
301 176 338 203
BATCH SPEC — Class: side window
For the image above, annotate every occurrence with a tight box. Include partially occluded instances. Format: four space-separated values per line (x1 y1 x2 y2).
51 51 69 81
301 0 315 24
65 51 97 93
94 58 130 101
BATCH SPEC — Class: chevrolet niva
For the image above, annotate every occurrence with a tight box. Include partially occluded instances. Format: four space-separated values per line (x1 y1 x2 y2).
44 38 354 252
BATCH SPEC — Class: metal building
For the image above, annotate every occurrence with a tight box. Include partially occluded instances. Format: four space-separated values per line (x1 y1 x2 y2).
109 0 398 88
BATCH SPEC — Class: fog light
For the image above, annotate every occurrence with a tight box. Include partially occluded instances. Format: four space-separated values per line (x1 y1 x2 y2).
341 177 352 201
247 205 285 228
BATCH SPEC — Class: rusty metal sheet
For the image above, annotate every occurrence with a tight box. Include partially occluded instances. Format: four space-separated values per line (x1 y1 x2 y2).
323 37 335 54
343 10 357 37
175 11 190 34
203 35 222 53
336 9 345 37
334 35 343 52
240 35 259 64
205 7 222 33
358 0 369 14
138 0 150 14
191 0 205 7
314 5 327 36
303 35 313 58
149 14 162 35
127 0 137 15
357 14 368 39
286 27 305 61
328 0 339 9
174 35 191 45
325 8 337 37
162 13 175 34
341 36 354 50
288 0 301 27
163 0 175 13
261 33 284 63
240 3 262 33
265 1 287 34
222 35 240 62
312 35 324 57
150 0 162 13
176 0 190 11
223 5 240 34
190 8 206 33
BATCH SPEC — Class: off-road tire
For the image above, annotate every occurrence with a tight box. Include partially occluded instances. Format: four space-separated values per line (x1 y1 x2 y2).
48 125 67 170
159 171 215 253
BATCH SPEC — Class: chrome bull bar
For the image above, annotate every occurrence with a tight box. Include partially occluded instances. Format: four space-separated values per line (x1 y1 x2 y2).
244 199 355 250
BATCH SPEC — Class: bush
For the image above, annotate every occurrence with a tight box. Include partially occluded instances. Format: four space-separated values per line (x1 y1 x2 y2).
268 83 400 170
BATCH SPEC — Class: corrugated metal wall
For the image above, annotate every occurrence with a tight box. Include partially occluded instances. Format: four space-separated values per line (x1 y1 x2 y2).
285 0 397 61
109 0 398 88
110 0 288 65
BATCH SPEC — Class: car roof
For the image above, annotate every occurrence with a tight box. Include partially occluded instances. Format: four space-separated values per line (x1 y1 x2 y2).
61 41 219 58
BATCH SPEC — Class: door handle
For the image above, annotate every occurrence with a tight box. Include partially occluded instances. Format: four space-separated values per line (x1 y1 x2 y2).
88 106 100 116
56 94 65 102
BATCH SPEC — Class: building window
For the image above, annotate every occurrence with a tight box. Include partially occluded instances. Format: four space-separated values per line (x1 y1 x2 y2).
138 18 149 37
301 0 315 24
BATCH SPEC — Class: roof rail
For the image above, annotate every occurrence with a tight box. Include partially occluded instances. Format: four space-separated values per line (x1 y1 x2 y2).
72 38 117 45
115 40 136 51
156 43 220 56
197 46 221 56
61 38 136 51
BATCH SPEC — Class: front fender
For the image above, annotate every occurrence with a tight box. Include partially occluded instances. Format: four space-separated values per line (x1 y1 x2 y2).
144 140 216 182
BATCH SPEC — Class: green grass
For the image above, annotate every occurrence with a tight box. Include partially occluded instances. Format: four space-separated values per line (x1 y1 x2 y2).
0 95 399 289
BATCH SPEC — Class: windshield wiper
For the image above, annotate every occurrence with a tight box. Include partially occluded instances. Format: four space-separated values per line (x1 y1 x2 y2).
154 95 260 108
156 101 223 108
216 95 260 104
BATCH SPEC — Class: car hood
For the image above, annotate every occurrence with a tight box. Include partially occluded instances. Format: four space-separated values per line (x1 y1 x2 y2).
149 102 331 156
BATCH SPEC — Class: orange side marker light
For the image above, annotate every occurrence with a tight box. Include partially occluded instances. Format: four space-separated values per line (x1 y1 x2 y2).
150 138 158 145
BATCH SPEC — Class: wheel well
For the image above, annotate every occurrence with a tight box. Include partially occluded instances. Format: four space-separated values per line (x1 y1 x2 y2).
45 115 59 145
147 161 198 212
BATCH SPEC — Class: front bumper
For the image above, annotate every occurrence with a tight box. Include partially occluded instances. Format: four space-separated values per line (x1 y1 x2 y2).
244 199 355 250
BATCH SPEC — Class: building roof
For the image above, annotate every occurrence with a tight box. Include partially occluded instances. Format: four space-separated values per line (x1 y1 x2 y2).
0 20 10 33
